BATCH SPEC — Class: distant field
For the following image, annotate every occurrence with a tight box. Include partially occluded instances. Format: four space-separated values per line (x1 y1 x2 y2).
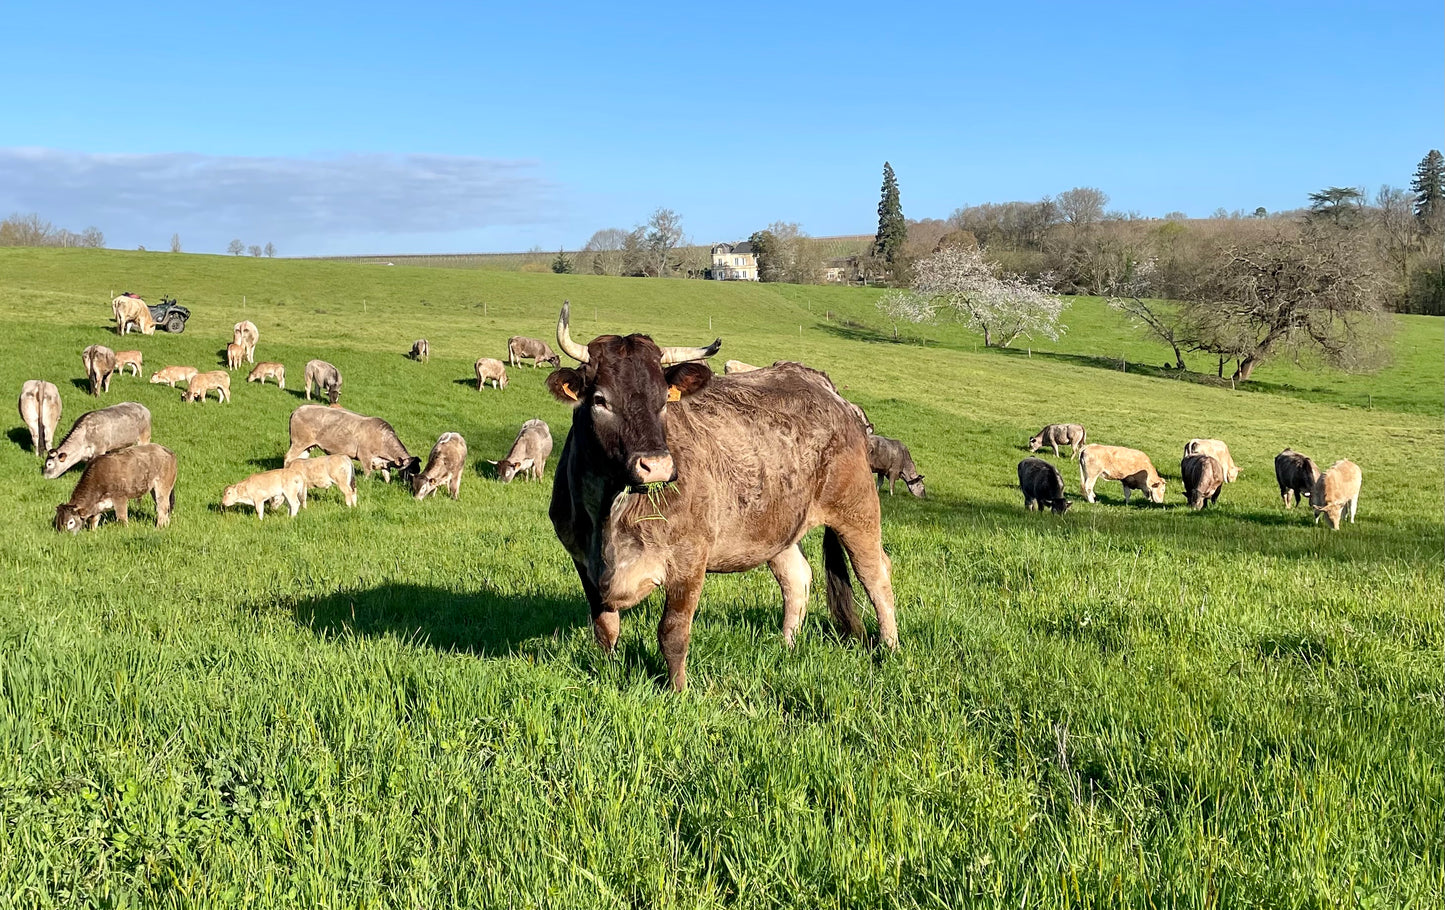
0 248 1439 907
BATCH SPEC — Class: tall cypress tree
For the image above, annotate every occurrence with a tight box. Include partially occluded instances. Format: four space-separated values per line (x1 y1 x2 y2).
873 162 906 269
1411 150 1444 230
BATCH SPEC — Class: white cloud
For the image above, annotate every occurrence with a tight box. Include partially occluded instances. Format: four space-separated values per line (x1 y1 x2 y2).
0 147 562 252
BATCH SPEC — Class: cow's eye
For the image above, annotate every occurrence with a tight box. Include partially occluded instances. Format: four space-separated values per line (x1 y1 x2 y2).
593 394 610 411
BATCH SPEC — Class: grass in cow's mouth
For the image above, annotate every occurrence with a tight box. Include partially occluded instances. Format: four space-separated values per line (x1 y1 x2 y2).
633 480 677 521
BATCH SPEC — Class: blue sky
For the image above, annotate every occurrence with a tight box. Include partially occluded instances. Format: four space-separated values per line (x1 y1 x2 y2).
2 0 1440 255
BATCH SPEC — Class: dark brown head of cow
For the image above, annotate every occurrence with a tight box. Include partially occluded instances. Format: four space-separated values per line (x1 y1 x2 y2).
546 301 720 489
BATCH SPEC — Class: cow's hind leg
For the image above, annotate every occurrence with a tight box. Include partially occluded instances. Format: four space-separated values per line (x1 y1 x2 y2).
659 564 707 691
830 524 898 650
770 543 812 647
1349 496 1358 523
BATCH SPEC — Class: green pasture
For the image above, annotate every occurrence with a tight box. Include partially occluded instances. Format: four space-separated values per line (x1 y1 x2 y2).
0 248 1439 907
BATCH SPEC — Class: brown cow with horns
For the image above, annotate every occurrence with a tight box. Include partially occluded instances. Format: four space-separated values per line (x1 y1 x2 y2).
546 301 899 691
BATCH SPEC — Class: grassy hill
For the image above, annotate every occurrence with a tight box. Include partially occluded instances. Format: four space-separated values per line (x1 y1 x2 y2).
0 248 1439 907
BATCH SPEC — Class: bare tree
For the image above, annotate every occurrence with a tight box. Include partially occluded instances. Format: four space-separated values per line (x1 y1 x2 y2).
170 233 182 253
621 227 648 277
583 228 629 276
80 227 104 248
264 242 276 258
645 208 684 277
901 245 1067 347
0 213 56 246
248 245 262 257
1105 258 1193 369
1056 187 1109 235
1372 186 1416 296
227 239 245 256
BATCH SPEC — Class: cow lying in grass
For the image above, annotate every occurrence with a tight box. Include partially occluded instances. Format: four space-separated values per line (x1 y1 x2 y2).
54 443 176 531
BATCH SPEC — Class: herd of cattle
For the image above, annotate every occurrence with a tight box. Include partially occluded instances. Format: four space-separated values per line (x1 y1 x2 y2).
15 295 1366 688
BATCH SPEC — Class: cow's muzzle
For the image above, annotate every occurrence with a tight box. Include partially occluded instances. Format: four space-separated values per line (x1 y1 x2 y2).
630 452 675 486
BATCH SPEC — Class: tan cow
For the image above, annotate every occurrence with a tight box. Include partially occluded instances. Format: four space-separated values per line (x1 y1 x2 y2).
150 366 198 388
233 321 259 363
225 343 245 370
112 295 156 335
475 357 508 391
221 468 306 519
114 350 143 377
410 339 430 362
1078 444 1166 504
53 443 177 531
286 454 357 507
18 380 61 456
247 362 286 389
1312 460 1362 530
1029 423 1087 457
1184 438 1240 482
183 371 231 403
304 360 342 404
490 419 552 483
284 405 419 482
413 432 468 500
43 402 152 479
82 345 117 395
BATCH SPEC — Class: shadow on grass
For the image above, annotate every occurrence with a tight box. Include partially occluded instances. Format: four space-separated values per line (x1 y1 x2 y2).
7 426 35 452
247 454 286 470
287 582 584 657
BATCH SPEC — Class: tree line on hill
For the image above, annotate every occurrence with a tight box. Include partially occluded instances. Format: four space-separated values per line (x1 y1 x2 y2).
0 214 104 249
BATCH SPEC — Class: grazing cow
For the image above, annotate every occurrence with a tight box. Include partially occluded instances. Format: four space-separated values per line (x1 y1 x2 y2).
1274 448 1319 508
1028 423 1087 457
304 360 342 404
867 435 926 498
18 380 61 457
413 432 468 500
1312 460 1362 530
1184 438 1240 482
286 454 358 507
114 350 143 377
1181 453 1224 510
410 339 430 362
112 295 156 335
82 344 117 396
723 359 760 374
508 335 560 368
491 418 553 483
1078 444 1166 504
54 443 176 531
183 371 231 403
225 343 245 370
150 366 198 388
284 405 420 482
247 362 286 389
546 302 898 691
222 468 306 520
232 321 259 363
475 357 508 391
1018 457 1070 513
42 402 152 479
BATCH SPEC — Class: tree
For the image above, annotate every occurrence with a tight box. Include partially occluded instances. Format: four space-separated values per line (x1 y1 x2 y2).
875 289 933 340
748 229 779 281
872 162 906 272
1411 149 1444 232
170 233 182 253
80 227 104 248
897 245 1066 348
583 228 629 276
264 242 276 258
749 222 819 284
620 227 648 277
1371 185 1417 296
644 208 684 277
0 213 55 246
248 245 262 257
1104 258 1192 370
1306 186 1365 228
1057 187 1109 235
227 239 245 256
1253 207 1268 218
1181 226 1388 381
551 248 573 274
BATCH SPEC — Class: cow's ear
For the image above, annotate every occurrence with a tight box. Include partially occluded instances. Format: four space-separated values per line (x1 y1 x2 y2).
547 368 586 404
664 362 712 401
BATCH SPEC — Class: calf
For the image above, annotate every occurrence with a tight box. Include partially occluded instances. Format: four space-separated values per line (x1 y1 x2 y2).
287 454 357 507
1018 457 1070 513
183 371 231 403
1028 423 1087 457
1275 448 1319 508
507 335 560 368
867 435 925 498
1181 453 1224 510
232 321 259 363
475 357 508 391
1312 460 1362 530
225 343 245 370
82 344 117 396
1184 438 1240 482
221 468 305 520
18 380 62 457
1078 444 1166 504
410 339 429 362
284 404 420 482
114 350 143 377
150 365 198 388
413 432 468 500
491 418 553 483
247 362 286 389
304 360 342 404
43 402 152 478
53 443 176 531
723 360 760 374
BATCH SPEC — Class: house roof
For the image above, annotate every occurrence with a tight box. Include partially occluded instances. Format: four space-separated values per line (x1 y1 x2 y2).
711 241 755 255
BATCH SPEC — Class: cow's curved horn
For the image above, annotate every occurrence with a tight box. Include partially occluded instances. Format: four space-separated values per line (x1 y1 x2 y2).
556 300 589 363
659 338 722 365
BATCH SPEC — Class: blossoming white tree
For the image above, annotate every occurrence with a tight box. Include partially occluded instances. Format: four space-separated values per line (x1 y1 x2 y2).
879 245 1066 347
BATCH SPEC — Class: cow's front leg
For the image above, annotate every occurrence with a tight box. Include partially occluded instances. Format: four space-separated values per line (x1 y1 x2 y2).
573 559 618 653
659 564 707 691
770 544 812 647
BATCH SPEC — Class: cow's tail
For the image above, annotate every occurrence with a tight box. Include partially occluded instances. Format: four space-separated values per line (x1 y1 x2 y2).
823 528 867 641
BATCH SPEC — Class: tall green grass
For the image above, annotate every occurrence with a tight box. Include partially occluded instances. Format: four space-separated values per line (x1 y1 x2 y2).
0 248 1439 907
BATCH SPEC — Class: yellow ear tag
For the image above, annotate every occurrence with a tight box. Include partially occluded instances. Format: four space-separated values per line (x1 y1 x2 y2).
562 382 580 402
667 386 682 402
